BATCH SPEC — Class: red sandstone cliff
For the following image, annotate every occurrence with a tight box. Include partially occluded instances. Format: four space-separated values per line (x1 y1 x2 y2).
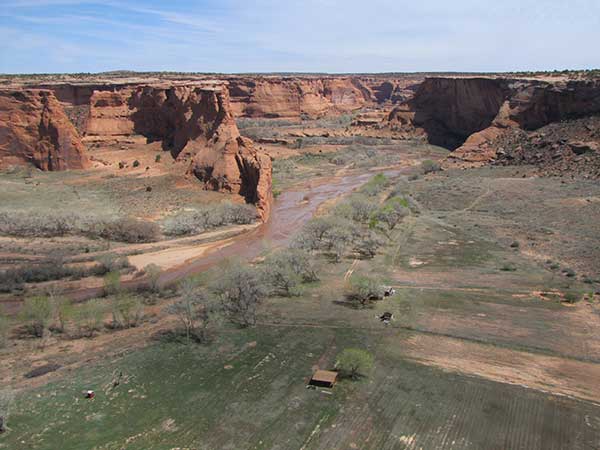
0 90 88 170
386 77 600 167
87 83 273 219
226 76 421 118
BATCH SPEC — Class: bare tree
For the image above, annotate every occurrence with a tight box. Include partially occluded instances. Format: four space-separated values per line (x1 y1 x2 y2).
144 263 162 294
371 197 409 233
292 216 338 252
261 249 319 297
168 280 203 342
47 286 72 333
72 300 104 338
353 230 385 259
323 218 356 262
334 195 378 224
111 294 143 329
168 279 221 342
211 265 266 327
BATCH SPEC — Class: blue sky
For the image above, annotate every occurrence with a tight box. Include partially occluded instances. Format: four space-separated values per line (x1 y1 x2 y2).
1 0 599 74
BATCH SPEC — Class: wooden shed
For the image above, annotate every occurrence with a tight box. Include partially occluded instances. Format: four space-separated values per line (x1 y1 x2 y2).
309 370 338 388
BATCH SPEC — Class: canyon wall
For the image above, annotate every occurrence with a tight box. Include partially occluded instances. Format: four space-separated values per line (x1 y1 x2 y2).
387 77 600 166
23 75 422 124
87 83 273 219
0 89 88 170
0 83 272 219
226 76 421 118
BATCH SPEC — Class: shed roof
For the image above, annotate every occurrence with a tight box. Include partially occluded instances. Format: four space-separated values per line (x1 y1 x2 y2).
311 370 338 384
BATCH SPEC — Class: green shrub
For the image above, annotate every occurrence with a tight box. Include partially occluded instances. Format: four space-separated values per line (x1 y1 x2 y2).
500 263 517 272
132 160 140 168
104 271 121 296
421 160 441 174
335 348 374 380
346 275 383 306
72 300 105 337
20 296 52 337
0 313 9 348
360 174 389 197
155 154 161 163
110 294 143 329
564 292 580 304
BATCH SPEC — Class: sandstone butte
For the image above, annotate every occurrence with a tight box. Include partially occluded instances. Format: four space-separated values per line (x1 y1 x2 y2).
0 89 88 170
385 77 600 166
0 82 273 221
88 83 274 221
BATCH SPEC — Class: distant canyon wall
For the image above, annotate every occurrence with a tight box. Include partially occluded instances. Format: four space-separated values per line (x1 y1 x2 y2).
387 77 600 165
226 76 421 118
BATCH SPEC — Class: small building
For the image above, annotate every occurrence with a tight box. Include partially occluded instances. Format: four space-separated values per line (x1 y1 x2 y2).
308 370 338 388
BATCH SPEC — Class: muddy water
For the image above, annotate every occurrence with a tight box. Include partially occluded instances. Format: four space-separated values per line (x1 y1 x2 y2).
2 167 403 310
161 168 389 284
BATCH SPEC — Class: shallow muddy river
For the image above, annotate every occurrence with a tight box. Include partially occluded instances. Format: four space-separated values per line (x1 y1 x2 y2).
2 166 404 310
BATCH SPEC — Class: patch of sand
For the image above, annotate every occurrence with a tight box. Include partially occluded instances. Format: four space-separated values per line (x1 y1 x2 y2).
126 224 259 270
397 333 600 404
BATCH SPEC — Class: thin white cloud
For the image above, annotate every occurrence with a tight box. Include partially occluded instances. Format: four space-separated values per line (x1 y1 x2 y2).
1 0 599 73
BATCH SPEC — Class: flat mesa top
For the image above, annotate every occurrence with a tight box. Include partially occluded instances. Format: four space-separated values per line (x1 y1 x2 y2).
311 370 338 383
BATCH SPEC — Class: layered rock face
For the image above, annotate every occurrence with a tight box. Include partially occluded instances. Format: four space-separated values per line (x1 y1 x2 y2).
227 76 421 118
389 78 508 149
227 77 368 118
87 90 135 136
135 85 272 219
388 77 600 167
87 84 273 219
0 89 88 170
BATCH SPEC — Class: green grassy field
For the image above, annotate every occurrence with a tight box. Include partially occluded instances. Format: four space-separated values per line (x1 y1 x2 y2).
3 152 600 449
3 325 600 450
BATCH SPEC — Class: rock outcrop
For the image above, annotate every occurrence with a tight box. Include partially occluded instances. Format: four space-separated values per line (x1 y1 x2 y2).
87 90 135 136
490 115 600 179
132 84 273 219
0 89 88 170
87 83 273 219
387 77 600 167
